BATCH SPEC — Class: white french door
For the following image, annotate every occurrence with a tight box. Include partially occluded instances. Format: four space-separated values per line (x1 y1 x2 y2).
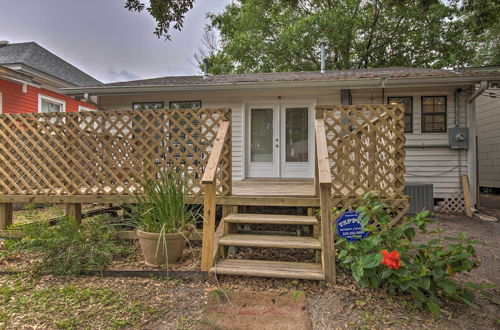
246 101 314 178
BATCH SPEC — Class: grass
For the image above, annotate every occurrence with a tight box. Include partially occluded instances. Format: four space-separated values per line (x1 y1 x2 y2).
12 203 64 225
0 275 174 329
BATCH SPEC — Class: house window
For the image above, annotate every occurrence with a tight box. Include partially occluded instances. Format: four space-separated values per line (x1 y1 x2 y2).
388 96 413 133
169 100 201 109
132 102 164 110
38 94 66 113
421 96 447 133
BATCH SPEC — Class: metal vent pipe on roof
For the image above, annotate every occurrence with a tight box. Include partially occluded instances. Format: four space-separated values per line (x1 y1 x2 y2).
320 41 326 73
203 58 209 79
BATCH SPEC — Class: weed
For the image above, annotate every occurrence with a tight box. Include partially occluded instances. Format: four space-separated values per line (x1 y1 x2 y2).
4 214 133 275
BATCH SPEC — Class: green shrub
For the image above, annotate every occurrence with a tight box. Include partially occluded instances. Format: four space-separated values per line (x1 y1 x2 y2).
5 215 132 275
336 193 484 315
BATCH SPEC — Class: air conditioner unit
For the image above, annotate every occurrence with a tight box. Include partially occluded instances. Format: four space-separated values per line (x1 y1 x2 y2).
404 183 434 215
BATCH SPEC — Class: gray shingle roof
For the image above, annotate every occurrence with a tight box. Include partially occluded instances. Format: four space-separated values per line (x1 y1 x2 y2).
99 67 466 88
0 42 101 87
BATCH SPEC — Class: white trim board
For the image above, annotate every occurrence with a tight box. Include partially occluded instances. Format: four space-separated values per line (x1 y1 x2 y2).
78 105 96 111
38 93 66 113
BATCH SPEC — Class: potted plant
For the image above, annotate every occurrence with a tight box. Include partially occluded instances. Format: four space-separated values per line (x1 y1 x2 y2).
126 171 198 266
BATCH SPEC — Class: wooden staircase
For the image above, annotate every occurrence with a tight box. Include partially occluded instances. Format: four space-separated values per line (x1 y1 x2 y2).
200 118 335 283
208 213 326 281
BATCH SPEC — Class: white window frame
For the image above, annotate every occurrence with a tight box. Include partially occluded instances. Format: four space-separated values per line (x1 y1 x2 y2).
38 94 66 113
0 92 3 114
78 105 96 112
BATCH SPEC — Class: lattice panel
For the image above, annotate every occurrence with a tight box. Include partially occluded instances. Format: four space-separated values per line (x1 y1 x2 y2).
0 108 231 196
438 191 465 214
318 104 406 200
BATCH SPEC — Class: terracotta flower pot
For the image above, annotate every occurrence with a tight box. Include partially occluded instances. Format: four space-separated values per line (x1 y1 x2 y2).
136 229 189 266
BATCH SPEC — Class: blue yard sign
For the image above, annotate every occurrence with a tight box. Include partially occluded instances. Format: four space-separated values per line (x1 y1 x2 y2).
336 211 369 242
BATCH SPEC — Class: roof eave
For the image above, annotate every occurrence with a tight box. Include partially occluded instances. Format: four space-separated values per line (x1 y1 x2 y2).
61 74 500 96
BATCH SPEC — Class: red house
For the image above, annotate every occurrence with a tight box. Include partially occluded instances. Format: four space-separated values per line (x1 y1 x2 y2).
0 41 100 114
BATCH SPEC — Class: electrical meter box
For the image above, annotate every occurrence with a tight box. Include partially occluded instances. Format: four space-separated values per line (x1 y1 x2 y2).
449 127 468 149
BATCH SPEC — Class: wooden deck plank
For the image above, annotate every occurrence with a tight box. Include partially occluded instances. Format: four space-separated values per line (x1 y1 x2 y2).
210 259 325 280
232 179 315 197
224 213 318 225
218 234 321 249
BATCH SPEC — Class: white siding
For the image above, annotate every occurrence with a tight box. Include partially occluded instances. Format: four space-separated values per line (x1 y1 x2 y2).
98 85 471 198
476 89 500 188
351 87 469 198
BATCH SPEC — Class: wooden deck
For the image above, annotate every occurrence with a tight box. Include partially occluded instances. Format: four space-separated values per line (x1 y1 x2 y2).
232 179 315 197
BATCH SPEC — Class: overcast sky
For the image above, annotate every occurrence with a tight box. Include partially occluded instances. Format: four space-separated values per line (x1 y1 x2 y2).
0 0 230 83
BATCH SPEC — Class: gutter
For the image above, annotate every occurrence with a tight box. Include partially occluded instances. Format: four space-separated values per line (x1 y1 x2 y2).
61 74 500 96
467 80 489 103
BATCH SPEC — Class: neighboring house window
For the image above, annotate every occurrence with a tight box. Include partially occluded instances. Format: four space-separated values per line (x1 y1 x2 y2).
38 94 66 113
132 102 164 110
169 100 201 109
78 105 96 111
388 96 413 133
421 96 447 133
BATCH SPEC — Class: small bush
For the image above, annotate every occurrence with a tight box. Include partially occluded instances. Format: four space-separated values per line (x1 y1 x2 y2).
336 193 485 315
5 215 132 275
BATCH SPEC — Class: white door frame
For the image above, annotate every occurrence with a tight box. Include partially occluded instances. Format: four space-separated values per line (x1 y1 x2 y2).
244 99 316 179
245 102 280 178
279 100 315 178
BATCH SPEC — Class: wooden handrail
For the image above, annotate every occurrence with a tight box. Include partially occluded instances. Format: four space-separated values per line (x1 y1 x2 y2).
315 119 332 185
201 121 230 184
201 120 230 271
314 119 336 283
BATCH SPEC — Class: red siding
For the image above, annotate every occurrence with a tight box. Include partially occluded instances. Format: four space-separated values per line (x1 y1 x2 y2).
0 79 96 114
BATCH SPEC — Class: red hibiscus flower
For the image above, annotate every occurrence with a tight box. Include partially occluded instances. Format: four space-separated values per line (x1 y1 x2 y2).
381 250 401 270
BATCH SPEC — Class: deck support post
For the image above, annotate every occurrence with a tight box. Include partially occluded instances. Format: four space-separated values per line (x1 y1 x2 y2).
66 203 82 224
0 203 13 230
201 183 216 271
320 184 335 283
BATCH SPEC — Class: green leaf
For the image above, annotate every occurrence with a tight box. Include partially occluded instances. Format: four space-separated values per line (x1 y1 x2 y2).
438 279 457 295
427 301 441 316
337 250 348 259
361 253 382 269
380 267 392 279
404 227 416 241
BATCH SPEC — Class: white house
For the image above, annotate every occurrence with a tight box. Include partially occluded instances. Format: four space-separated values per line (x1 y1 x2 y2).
63 67 500 207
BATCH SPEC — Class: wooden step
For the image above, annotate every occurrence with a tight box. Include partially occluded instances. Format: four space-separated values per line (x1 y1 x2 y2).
210 259 325 280
218 234 321 249
224 213 318 225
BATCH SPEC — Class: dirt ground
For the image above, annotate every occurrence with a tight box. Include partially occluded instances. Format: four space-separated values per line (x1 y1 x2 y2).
1 211 499 329
307 212 500 329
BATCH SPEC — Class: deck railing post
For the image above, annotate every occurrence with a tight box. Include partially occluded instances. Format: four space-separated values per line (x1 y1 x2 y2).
315 118 336 283
200 120 230 271
201 183 216 271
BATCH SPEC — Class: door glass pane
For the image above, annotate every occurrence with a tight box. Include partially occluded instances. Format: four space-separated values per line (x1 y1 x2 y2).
285 107 308 162
250 108 273 162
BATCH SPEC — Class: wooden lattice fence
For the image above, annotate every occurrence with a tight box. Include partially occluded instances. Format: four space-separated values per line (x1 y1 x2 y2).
317 104 408 222
0 108 231 197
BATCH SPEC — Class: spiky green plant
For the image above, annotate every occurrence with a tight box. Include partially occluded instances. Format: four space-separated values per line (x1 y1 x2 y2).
124 170 199 233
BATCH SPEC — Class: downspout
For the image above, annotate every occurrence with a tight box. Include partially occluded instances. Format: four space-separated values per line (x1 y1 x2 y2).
455 88 463 179
466 80 489 208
